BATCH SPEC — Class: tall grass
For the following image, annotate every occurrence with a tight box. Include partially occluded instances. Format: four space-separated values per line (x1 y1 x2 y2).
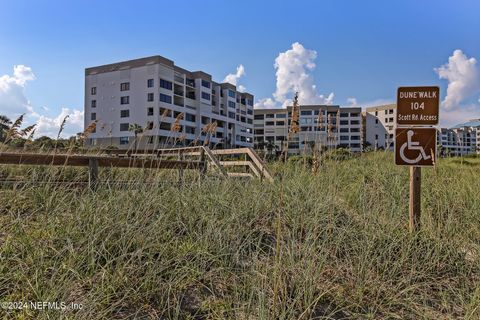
1 152 480 319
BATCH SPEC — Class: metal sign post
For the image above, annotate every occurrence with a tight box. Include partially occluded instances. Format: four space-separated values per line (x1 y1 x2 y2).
395 86 439 233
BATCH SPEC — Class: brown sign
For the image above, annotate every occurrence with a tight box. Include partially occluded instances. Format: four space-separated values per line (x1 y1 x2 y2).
397 86 439 125
395 127 436 166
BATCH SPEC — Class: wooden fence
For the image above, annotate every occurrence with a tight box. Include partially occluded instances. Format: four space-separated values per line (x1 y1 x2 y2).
0 151 204 189
0 147 273 188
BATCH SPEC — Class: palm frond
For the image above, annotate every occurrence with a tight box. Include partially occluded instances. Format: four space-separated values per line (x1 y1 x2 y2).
0 115 12 126
5 114 25 142
21 124 37 137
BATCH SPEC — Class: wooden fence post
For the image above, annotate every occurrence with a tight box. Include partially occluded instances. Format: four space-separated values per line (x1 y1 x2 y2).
88 158 99 190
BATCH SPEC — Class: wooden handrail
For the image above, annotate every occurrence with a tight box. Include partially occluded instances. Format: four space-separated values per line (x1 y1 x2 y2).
0 152 204 169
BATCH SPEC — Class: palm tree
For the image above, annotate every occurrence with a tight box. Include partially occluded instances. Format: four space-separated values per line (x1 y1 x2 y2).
265 140 279 160
0 115 12 142
128 123 143 150
307 141 316 154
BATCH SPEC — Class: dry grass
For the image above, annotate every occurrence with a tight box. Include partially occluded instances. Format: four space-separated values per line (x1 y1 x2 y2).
0 152 480 319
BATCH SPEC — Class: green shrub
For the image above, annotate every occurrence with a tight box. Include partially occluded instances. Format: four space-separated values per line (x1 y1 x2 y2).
321 147 354 161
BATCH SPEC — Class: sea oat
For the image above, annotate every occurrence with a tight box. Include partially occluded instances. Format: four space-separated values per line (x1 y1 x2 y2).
171 113 184 133
57 115 69 140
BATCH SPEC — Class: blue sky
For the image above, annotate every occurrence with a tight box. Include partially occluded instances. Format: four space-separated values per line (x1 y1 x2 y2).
0 0 479 136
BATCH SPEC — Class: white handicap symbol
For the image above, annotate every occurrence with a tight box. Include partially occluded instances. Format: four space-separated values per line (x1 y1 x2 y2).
399 130 431 164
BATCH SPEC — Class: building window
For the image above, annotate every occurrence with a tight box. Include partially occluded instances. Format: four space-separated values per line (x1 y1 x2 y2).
340 120 349 125
340 136 349 141
160 79 173 90
228 101 235 108
91 87 97 95
174 111 183 119
159 122 171 131
120 96 130 105
301 110 311 116
351 113 360 117
120 123 129 131
185 113 196 122
351 135 360 140
351 120 360 125
120 82 130 91
160 93 172 104
147 79 154 88
120 137 129 145
120 110 129 118
266 114 274 118
276 113 286 118
340 113 349 117
201 92 211 101
228 90 236 98
265 121 274 126
147 93 154 102
228 112 235 119
148 136 154 144
247 99 253 106
254 114 264 120
91 100 97 108
201 80 210 88
146 121 154 130
186 78 195 87
147 107 154 116
276 121 285 126
375 119 379 124
159 108 171 117
91 113 96 120
340 128 349 133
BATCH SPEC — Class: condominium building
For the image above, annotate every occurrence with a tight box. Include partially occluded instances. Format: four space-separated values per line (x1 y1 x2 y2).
438 119 480 156
84 55 254 149
366 103 479 156
253 105 363 155
365 104 396 150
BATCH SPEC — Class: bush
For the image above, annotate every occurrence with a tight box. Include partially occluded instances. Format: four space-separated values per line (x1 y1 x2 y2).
287 155 313 165
322 148 354 161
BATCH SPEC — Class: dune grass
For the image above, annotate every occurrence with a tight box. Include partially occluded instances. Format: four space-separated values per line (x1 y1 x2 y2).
1 152 480 319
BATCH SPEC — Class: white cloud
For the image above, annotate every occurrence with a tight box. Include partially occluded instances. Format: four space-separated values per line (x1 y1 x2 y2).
255 42 334 109
0 65 83 138
13 65 36 85
223 64 246 91
435 49 480 109
35 108 84 138
440 104 480 127
0 65 35 116
346 97 357 106
254 97 277 109
357 98 395 109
